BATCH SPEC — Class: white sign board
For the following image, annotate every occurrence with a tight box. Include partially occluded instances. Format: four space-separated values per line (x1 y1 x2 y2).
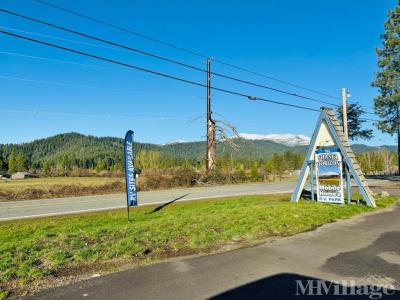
315 149 344 204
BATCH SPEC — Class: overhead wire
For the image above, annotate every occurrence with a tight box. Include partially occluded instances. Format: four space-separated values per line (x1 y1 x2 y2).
0 107 195 121
30 0 342 101
0 25 126 52
0 29 321 113
0 8 338 108
30 0 380 114
32 0 209 59
0 75 140 93
0 49 112 69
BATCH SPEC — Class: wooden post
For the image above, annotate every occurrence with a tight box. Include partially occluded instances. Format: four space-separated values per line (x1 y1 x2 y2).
346 165 351 204
310 161 315 202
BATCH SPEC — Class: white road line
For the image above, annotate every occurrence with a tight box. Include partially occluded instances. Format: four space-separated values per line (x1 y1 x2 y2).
0 206 126 221
0 190 293 221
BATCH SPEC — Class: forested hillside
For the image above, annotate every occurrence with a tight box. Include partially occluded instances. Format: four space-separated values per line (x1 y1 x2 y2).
0 132 397 176
0 133 297 174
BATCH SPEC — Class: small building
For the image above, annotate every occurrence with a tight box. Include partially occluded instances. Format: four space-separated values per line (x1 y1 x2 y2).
11 172 34 179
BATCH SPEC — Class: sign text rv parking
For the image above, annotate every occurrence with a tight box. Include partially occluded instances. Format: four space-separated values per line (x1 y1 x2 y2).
315 150 344 204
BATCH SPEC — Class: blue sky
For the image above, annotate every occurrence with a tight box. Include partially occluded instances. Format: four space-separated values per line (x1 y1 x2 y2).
1 0 397 145
318 165 340 178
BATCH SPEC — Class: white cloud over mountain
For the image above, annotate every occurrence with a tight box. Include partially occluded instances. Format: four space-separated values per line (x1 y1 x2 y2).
239 133 310 147
161 140 187 146
319 171 339 177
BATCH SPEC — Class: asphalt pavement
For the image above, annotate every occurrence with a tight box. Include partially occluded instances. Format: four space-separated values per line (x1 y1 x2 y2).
0 179 396 221
0 181 295 221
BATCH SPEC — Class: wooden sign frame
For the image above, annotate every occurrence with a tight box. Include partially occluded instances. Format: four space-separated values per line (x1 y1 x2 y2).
291 108 375 207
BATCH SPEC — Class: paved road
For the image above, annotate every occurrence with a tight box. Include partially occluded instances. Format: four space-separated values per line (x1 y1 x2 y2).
32 201 400 299
1 179 395 221
0 182 296 221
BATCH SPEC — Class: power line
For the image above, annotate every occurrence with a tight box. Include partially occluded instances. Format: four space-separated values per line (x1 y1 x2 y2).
0 51 203 99
0 107 194 121
361 110 376 115
0 25 129 52
343 98 375 114
0 29 320 113
0 50 108 69
1 75 205 114
212 59 341 101
30 0 341 101
352 102 375 114
359 117 379 122
0 8 338 108
32 0 208 59
0 75 139 93
3 51 377 117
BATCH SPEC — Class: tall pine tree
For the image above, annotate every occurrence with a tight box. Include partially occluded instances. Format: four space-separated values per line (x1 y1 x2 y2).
15 151 27 172
336 103 373 141
8 151 16 174
372 2 400 173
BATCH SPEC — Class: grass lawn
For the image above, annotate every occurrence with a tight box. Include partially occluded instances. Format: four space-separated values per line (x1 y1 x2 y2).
0 177 124 201
319 177 341 185
0 193 398 298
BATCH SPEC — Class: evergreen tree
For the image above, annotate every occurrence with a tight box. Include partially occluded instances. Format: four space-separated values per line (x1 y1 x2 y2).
15 151 27 172
250 162 259 180
372 153 385 173
57 154 71 175
271 153 285 180
8 151 17 174
95 160 107 172
336 103 373 140
43 160 51 175
0 155 4 172
372 2 400 173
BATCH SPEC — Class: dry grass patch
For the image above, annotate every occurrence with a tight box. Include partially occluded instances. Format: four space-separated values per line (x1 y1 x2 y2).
0 177 124 201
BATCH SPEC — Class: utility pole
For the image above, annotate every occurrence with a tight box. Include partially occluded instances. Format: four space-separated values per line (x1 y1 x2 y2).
341 88 349 140
206 58 216 172
342 87 351 203
397 106 400 174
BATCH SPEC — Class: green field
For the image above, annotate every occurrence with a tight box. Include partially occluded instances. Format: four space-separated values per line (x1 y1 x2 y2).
318 177 341 186
0 177 124 201
0 193 397 298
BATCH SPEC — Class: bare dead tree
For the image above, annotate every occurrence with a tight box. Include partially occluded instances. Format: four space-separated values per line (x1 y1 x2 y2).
213 118 241 152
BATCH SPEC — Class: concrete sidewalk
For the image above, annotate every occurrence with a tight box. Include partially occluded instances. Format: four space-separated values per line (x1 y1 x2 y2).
31 204 400 299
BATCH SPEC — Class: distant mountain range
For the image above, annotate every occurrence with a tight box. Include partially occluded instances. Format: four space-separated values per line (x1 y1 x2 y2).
318 171 340 178
238 133 311 146
0 133 396 165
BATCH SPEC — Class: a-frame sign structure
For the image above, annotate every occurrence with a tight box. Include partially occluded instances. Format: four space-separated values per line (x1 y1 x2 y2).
291 107 376 207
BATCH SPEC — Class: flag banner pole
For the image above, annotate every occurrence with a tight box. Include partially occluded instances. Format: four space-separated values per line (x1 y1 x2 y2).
124 130 138 222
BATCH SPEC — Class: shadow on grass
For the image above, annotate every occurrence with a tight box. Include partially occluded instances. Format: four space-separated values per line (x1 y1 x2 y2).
209 273 400 299
146 194 190 214
300 189 317 200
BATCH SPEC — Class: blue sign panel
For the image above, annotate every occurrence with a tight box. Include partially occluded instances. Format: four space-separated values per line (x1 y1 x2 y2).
124 130 137 207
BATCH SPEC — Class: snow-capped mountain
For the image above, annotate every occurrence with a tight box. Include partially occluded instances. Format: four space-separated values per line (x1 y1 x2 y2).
319 171 339 178
160 140 187 146
239 133 310 147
